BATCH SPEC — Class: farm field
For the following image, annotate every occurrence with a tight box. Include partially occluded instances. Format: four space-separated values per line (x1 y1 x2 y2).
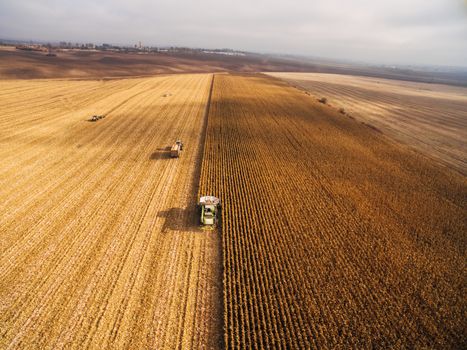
0 74 222 349
1 71 466 349
0 46 338 80
199 74 466 348
267 72 467 174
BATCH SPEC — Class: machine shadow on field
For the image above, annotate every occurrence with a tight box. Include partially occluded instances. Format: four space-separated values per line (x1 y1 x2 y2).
157 207 201 233
150 146 172 160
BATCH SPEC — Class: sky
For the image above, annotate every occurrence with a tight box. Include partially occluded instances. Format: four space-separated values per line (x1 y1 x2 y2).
1 0 466 67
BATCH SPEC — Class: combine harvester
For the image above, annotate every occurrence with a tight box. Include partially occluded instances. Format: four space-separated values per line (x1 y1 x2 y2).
199 196 221 229
170 140 184 158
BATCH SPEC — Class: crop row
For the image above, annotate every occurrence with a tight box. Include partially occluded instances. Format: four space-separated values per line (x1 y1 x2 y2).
199 74 466 349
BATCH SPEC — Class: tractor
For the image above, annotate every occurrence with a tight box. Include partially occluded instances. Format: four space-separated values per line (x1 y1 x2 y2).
199 196 221 228
90 115 105 122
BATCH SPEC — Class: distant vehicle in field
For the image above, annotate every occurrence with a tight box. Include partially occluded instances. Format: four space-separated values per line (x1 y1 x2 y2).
199 196 221 227
170 140 184 158
89 115 105 122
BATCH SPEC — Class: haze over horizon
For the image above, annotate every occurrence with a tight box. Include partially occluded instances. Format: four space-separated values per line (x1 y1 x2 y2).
1 0 466 67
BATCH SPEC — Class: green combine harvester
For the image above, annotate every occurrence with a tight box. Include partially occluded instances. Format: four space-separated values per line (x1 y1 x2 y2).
199 196 221 228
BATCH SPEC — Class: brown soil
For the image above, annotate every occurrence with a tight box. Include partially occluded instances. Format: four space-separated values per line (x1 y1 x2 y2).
0 46 316 80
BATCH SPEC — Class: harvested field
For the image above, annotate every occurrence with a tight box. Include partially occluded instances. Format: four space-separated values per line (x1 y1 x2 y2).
199 74 466 348
267 72 467 174
0 74 222 349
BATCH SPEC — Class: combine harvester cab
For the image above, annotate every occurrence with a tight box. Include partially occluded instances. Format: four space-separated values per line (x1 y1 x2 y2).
170 140 183 158
199 196 221 229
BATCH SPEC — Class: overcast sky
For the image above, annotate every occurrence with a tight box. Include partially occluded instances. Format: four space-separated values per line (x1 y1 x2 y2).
1 0 466 67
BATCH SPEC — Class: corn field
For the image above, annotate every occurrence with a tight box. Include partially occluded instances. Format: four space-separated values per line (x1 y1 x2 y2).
199 74 466 349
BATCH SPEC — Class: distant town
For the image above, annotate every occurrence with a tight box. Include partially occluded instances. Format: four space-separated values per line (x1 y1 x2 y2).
0 38 246 57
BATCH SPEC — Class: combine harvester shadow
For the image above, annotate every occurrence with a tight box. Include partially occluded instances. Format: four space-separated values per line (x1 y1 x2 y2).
157 207 201 234
150 147 172 160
